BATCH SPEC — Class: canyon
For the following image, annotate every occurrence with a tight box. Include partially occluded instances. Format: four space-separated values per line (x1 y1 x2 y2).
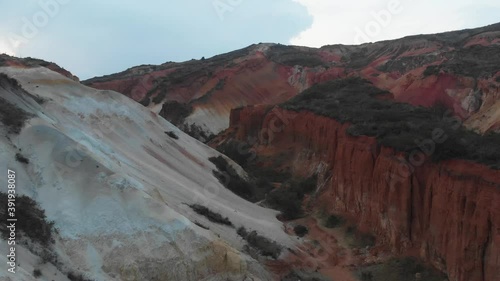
0 22 499 281
218 105 499 281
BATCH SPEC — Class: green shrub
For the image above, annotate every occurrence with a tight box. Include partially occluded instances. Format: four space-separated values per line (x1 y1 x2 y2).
67 272 94 281
294 225 308 237
0 193 55 246
181 123 215 143
209 156 273 202
151 91 167 104
158 101 193 126
189 204 233 227
0 97 32 134
281 78 500 168
357 257 447 281
33 269 42 278
324 214 344 228
237 227 282 259
15 153 29 164
345 225 375 248
267 45 326 68
216 140 255 168
265 175 317 220
281 270 330 281
165 131 179 140
423 65 440 76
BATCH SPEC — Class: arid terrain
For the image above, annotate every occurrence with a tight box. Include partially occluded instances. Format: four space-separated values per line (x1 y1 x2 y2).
1 22 499 281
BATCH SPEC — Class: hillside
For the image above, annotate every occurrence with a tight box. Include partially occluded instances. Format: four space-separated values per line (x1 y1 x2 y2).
84 23 500 138
0 66 297 281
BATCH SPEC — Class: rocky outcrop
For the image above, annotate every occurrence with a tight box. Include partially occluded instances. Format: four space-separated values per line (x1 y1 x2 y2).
227 106 500 281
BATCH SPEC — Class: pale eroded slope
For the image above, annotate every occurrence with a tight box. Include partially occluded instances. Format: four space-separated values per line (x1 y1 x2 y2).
0 67 295 281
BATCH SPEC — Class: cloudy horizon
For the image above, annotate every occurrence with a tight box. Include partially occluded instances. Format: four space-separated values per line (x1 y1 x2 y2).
0 0 499 79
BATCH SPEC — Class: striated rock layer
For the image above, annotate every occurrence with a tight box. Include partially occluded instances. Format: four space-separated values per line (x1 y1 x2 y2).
224 105 500 281
84 23 500 136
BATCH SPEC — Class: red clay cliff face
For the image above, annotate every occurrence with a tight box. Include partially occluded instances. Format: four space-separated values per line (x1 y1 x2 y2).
226 106 500 281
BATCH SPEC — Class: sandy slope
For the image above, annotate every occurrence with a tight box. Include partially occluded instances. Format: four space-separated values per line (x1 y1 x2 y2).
0 67 295 281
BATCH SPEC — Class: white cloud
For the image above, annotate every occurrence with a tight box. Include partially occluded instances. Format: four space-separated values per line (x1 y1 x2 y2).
290 0 500 47
0 39 17 56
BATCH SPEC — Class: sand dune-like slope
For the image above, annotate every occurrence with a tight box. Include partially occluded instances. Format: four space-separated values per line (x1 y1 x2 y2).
0 67 295 281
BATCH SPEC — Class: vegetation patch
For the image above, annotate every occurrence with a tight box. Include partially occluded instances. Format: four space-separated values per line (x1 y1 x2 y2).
189 204 233 227
267 44 326 68
215 140 256 168
209 156 273 202
0 193 55 246
357 257 447 281
422 45 500 78
323 214 345 228
0 96 33 134
67 272 94 281
344 225 376 248
181 123 215 143
237 227 282 259
215 140 292 182
194 221 209 230
281 77 500 168
265 175 318 220
15 153 30 164
281 270 330 281
293 225 308 237
158 101 193 126
33 268 42 278
191 78 226 104
151 90 167 104
165 131 179 140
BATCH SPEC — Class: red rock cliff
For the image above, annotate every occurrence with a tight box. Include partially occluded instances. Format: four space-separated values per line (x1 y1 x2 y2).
227 106 500 281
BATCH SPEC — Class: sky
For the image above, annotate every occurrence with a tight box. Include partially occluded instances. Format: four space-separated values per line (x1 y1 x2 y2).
0 0 499 80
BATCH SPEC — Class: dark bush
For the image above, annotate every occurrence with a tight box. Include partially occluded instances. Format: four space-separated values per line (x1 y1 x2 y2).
324 214 344 228
267 45 326 68
189 204 233 227
165 131 179 140
345 226 375 248
237 227 282 259
151 91 167 104
0 97 32 134
294 225 308 237
216 140 291 183
139 97 150 106
215 140 255 168
266 188 303 220
265 175 317 220
15 153 29 164
33 268 42 278
357 257 447 281
209 156 273 202
0 193 55 246
158 101 193 126
423 65 440 76
67 272 94 281
181 123 215 143
281 78 500 168
281 270 329 281
194 221 209 230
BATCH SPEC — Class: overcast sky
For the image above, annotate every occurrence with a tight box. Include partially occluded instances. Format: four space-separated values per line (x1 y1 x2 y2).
0 0 499 79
